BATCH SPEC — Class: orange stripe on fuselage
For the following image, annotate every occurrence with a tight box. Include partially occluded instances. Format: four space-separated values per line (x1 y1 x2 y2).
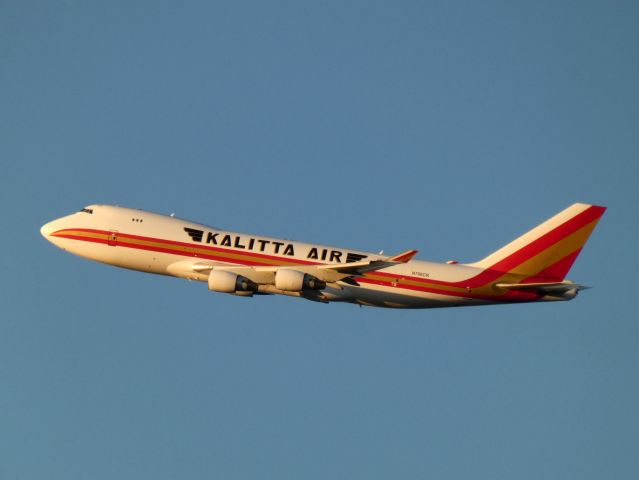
52 228 316 267
50 228 542 302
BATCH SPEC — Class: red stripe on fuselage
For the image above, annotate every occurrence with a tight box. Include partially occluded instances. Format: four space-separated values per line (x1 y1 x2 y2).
52 228 319 266
51 228 540 302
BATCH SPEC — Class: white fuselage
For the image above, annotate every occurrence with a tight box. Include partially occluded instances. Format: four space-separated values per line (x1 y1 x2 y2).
40 205 570 308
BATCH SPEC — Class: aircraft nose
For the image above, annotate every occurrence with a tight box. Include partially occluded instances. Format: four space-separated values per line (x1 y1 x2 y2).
40 221 52 238
40 220 58 239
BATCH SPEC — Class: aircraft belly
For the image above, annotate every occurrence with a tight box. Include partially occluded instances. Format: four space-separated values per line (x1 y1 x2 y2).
346 283 489 308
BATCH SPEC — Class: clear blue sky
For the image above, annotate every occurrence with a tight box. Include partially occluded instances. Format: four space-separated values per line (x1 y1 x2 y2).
2 1 638 478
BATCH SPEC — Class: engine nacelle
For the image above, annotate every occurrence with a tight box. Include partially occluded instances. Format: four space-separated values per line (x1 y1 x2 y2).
275 269 326 291
208 270 258 293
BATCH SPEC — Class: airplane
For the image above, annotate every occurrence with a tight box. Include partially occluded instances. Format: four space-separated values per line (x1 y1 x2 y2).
40 203 606 309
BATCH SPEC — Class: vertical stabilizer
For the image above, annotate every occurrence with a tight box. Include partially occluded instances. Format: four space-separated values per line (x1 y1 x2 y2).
468 204 606 281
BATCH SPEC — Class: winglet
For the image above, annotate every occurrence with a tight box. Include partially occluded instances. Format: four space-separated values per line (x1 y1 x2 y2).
317 249 419 276
387 249 418 263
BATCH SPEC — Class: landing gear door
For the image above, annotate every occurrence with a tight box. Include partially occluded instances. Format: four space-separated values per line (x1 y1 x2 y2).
107 230 118 247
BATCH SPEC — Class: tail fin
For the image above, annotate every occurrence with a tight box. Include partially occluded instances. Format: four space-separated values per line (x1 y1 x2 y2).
468 203 606 281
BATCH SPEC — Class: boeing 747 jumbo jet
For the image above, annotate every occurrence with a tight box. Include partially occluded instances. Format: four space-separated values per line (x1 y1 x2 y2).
41 203 605 309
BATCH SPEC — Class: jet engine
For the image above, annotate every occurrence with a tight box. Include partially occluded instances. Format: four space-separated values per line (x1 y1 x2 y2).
208 270 258 293
275 269 326 291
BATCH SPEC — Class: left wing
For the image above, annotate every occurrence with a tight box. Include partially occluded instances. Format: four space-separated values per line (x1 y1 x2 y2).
167 249 418 286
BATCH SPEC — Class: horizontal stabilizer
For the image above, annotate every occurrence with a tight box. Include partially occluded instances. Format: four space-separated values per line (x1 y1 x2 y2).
495 281 588 294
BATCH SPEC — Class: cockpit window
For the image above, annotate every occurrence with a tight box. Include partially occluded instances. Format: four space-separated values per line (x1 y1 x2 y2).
80 208 94 214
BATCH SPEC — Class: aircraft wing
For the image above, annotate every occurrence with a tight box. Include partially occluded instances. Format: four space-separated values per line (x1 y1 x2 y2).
169 249 418 285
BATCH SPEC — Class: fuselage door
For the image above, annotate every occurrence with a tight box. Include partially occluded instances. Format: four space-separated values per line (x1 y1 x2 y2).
107 230 118 247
